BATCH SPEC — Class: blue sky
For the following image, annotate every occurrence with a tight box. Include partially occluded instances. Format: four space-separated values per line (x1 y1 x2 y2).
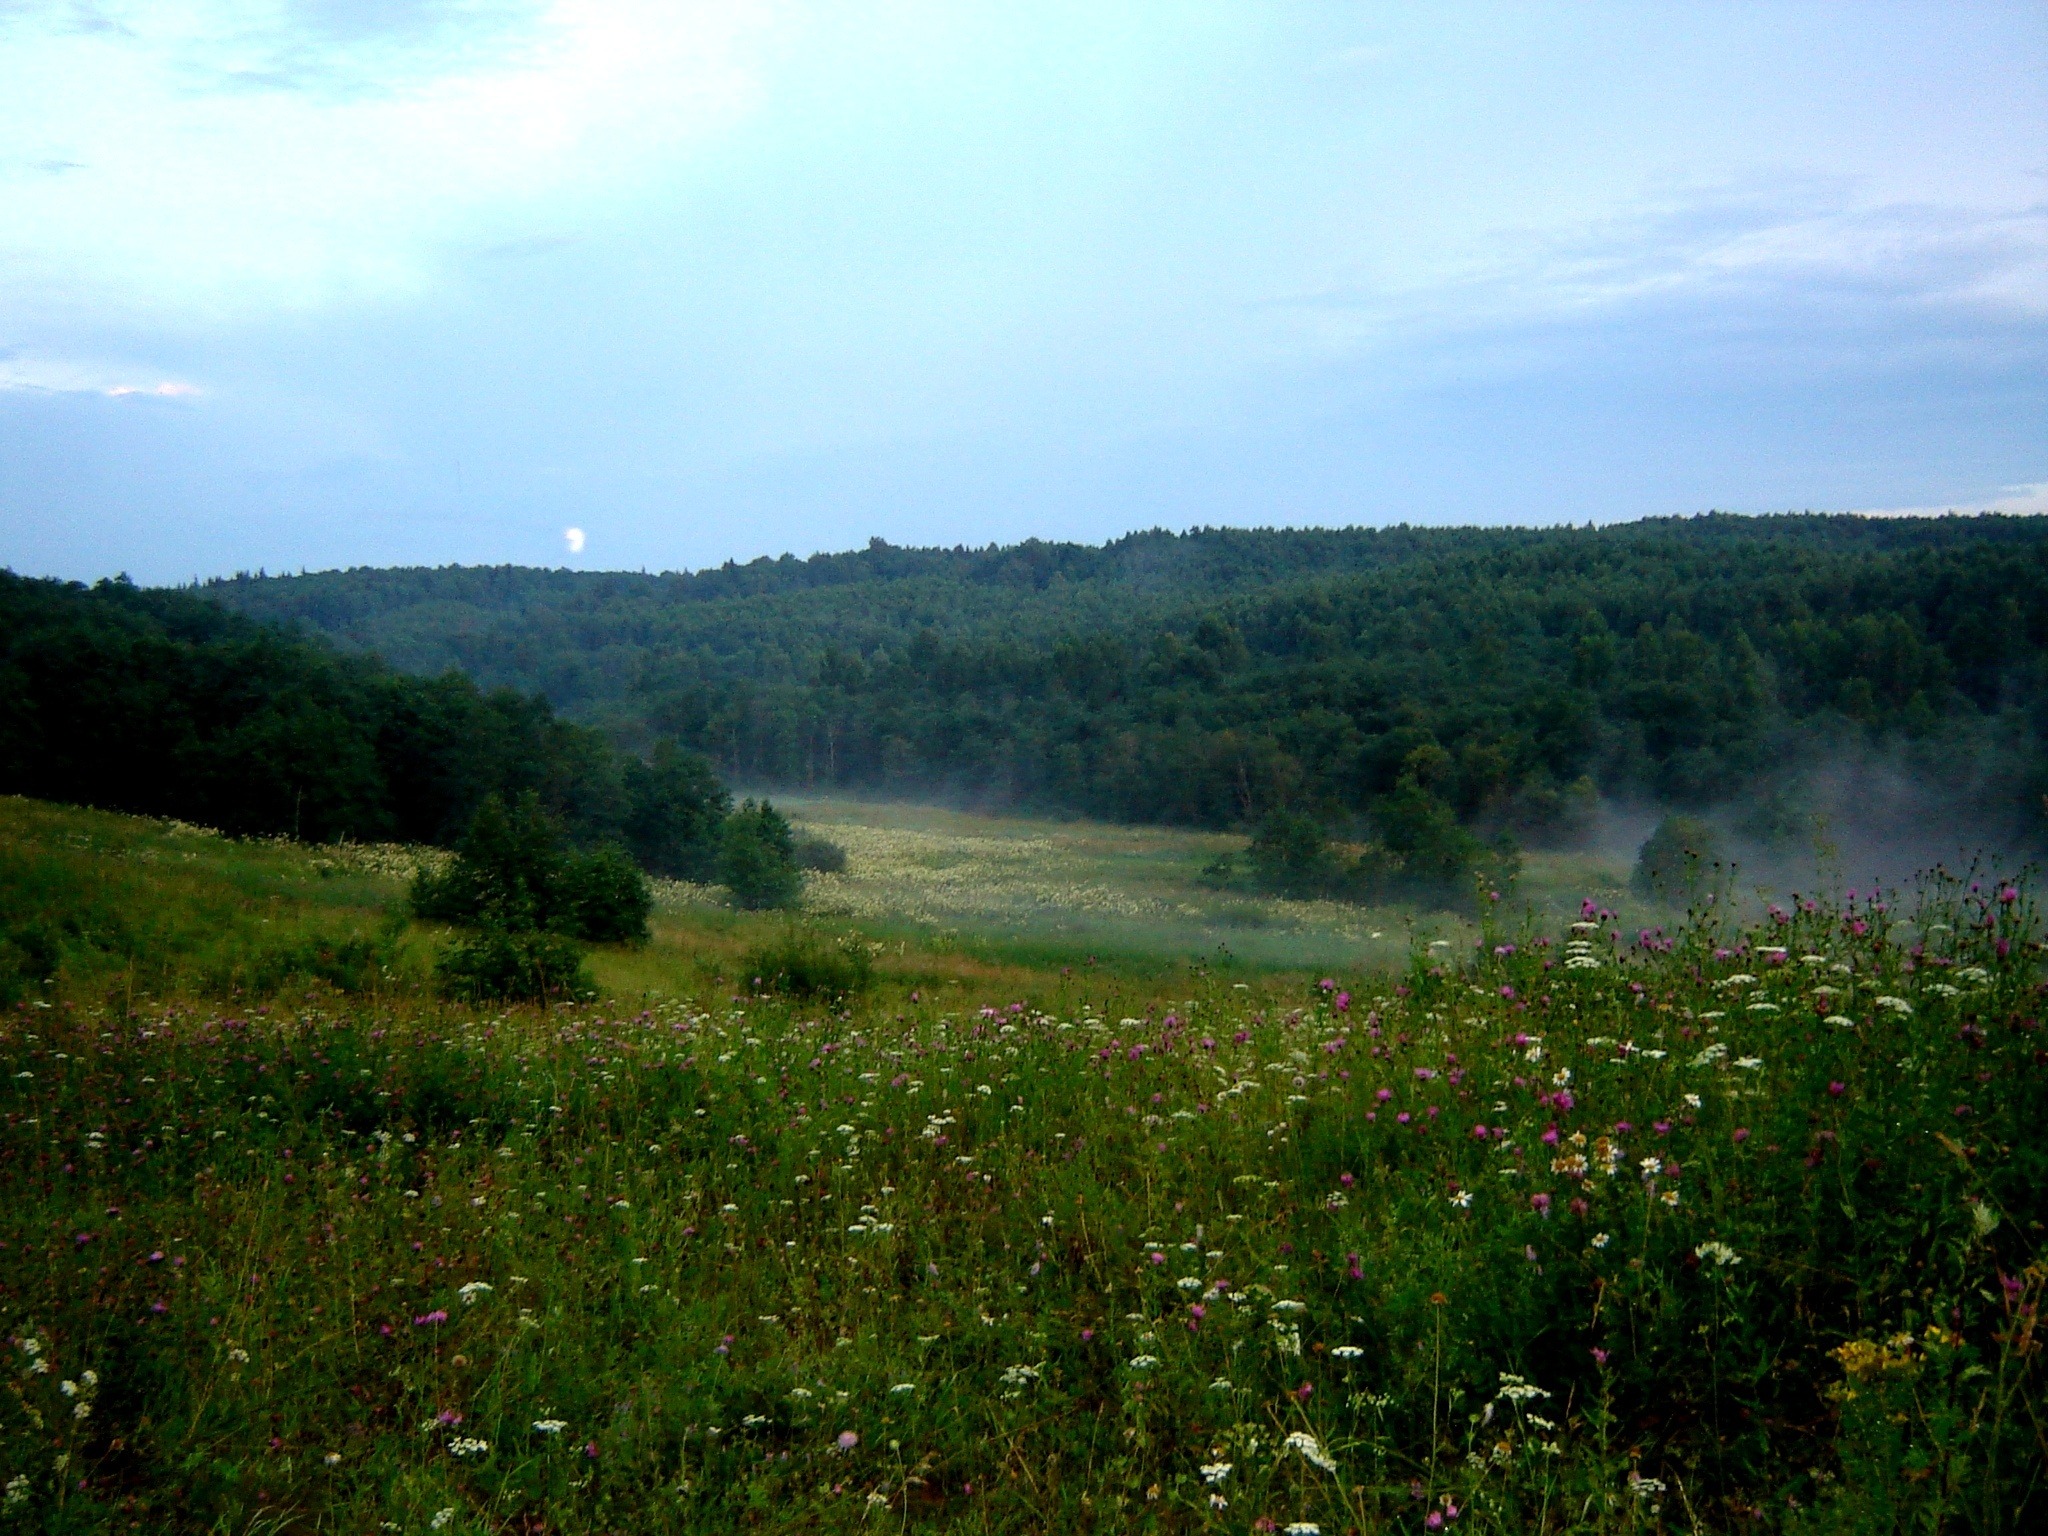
2 1 2042 583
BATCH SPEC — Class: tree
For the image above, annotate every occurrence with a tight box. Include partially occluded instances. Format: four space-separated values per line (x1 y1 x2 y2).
1247 809 1340 898
411 792 650 943
1631 814 1722 903
719 799 801 909
622 740 731 879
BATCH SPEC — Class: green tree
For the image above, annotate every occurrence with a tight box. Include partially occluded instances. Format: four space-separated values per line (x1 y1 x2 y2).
622 740 731 879
719 800 801 909
557 843 653 944
411 792 563 930
412 792 650 943
1246 809 1340 898
1632 814 1722 903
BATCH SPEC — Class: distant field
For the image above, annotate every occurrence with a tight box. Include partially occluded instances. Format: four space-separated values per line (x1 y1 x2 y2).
723 795 1641 970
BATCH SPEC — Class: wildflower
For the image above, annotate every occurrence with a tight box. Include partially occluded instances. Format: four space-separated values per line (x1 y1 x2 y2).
1283 1430 1338 1473
1695 1241 1740 1267
2 1477 27 1510
1590 1232 1610 1249
1200 1461 1233 1484
431 1511 456 1531
1332 1344 1364 1359
457 1282 493 1305
837 1431 859 1450
1128 1354 1160 1369
532 1420 568 1434
414 1310 449 1327
1285 1525 1322 1535
447 1437 490 1458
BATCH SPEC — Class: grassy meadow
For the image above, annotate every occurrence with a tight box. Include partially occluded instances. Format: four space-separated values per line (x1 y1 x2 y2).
0 795 2042 1533
716 796 1635 972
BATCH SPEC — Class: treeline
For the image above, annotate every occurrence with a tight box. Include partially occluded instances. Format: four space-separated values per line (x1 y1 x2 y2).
206 517 2048 863
0 573 730 878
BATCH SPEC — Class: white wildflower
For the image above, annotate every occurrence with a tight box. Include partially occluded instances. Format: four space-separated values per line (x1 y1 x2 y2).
1283 1431 1338 1473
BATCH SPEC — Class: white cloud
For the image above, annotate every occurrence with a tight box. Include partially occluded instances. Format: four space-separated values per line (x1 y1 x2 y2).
1264 185 2048 363
0 0 778 321
563 525 585 553
0 352 203 398
1850 482 2048 519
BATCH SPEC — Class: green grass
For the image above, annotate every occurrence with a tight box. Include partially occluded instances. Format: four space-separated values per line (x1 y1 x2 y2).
0 799 2042 1533
745 796 1636 972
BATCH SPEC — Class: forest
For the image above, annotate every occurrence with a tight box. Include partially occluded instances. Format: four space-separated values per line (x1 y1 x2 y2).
206 516 2048 858
0 571 730 879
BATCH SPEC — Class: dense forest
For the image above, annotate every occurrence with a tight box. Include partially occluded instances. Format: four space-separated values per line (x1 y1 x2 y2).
207 516 2048 856
0 572 729 877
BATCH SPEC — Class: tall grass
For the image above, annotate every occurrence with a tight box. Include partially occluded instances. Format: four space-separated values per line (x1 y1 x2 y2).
0 802 2040 1532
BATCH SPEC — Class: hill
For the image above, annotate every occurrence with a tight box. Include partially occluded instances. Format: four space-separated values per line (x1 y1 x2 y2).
203 516 2048 853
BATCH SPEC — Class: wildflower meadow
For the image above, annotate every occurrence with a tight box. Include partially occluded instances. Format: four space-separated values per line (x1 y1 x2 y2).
0 810 2041 1532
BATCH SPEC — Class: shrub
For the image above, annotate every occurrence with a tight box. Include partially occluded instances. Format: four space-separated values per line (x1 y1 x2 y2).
412 793 651 942
410 791 563 930
433 926 591 1002
1632 813 1723 901
738 927 873 997
1246 809 1341 898
719 800 801 909
557 843 652 944
791 832 848 873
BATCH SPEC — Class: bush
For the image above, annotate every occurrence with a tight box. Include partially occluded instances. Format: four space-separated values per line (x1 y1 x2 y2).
557 843 653 944
739 928 874 997
1246 809 1341 898
719 800 801 909
791 832 848 873
411 792 563 930
1632 813 1723 901
412 793 650 942
434 926 591 1002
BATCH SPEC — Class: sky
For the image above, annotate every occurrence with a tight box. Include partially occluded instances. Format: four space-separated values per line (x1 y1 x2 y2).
1 1 2043 584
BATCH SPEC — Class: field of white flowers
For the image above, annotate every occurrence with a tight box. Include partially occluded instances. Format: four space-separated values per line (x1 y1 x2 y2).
730 797 1568 968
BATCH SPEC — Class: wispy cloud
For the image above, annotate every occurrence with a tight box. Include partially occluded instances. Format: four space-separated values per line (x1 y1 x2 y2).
1265 182 2048 362
0 352 203 398
1850 482 2048 519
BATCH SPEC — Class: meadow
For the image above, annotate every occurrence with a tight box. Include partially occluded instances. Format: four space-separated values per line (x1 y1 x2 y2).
702 796 1635 973
0 796 2041 1533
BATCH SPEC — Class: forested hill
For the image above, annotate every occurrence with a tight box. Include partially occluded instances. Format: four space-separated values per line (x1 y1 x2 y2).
203 516 2048 847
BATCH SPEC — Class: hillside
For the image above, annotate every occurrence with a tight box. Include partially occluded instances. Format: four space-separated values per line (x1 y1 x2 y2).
204 517 2048 854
